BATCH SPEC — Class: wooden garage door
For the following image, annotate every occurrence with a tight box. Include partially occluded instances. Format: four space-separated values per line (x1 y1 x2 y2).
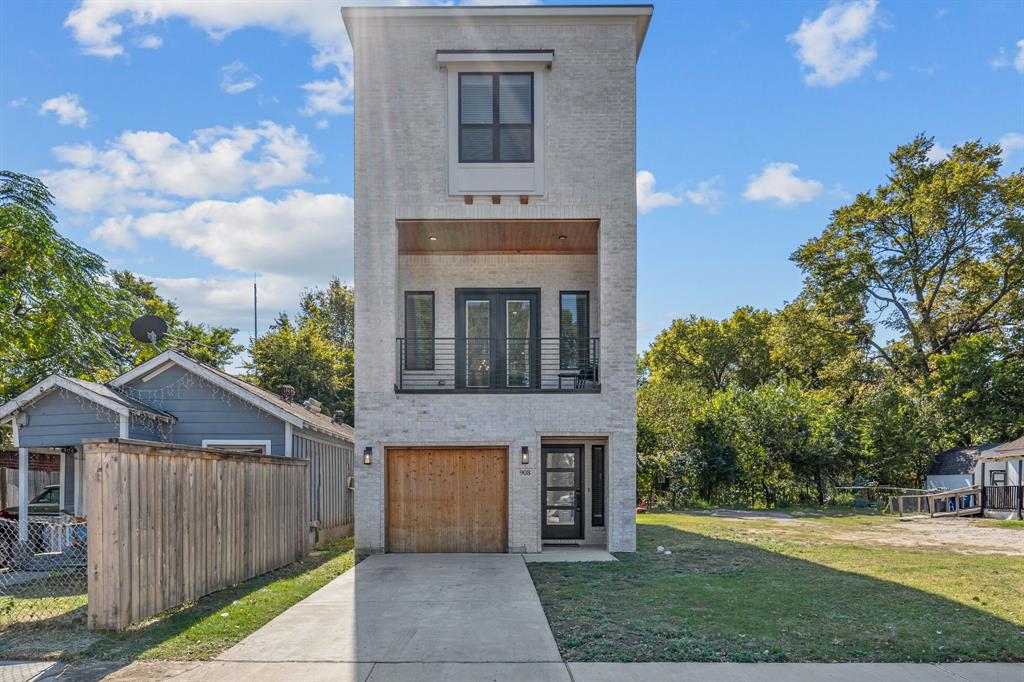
386 447 508 553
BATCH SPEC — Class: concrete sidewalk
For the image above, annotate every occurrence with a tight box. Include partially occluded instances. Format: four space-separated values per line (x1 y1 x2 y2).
7 552 1022 681
22 659 1022 681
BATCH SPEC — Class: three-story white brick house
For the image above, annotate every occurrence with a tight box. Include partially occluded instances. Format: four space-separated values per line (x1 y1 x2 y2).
343 4 651 555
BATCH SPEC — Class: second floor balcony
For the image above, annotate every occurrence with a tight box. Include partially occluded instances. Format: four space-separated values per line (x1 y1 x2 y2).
396 337 599 393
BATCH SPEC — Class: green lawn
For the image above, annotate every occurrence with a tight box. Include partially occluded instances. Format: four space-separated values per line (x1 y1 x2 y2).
0 537 354 661
529 512 1024 662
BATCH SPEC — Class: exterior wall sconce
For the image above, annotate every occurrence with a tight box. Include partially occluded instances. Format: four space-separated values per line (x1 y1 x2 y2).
521 446 530 465
363 446 373 465
15 411 30 427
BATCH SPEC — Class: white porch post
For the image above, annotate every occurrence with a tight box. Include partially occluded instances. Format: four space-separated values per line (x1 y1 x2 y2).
18 447 29 543
11 418 29 543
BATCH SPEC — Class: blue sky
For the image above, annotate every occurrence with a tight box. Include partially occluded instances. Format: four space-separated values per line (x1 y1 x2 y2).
2 0 1022 361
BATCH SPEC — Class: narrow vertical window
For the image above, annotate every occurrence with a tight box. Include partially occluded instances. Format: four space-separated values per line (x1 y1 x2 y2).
405 292 434 371
459 73 533 163
591 445 605 528
560 292 589 369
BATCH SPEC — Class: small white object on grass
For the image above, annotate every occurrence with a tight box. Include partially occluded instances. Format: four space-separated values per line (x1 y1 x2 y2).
656 545 665 553
664 550 672 556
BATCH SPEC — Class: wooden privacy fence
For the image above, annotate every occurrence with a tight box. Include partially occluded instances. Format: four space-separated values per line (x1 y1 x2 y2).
84 438 308 631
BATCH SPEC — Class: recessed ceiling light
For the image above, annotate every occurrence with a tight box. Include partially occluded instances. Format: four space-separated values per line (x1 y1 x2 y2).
558 235 567 240
428 235 438 241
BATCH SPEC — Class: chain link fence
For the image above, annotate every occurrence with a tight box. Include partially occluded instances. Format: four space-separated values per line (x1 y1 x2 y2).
0 517 88 628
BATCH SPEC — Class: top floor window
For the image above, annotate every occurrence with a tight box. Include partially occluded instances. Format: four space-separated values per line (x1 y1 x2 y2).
459 73 533 163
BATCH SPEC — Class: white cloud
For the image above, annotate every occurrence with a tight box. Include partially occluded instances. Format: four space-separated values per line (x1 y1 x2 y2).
64 1 354 113
38 93 90 127
91 190 353 280
684 177 725 211
300 78 353 116
925 141 952 163
991 40 1024 73
42 121 316 212
636 171 682 214
90 215 140 249
743 162 823 206
8 97 28 109
220 60 261 95
316 119 330 130
788 0 879 86
134 33 162 48
94 191 352 332
146 273 309 332
999 133 1024 160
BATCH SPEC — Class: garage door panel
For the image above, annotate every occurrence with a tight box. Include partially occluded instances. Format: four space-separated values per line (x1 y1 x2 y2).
386 448 507 553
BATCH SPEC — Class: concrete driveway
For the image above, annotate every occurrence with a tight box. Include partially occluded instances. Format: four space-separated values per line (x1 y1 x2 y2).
206 553 567 682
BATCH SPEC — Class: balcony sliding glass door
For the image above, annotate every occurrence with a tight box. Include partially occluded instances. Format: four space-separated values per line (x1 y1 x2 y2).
455 288 539 390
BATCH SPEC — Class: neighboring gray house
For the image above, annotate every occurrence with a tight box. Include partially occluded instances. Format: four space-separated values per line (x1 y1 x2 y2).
924 443 1017 491
344 4 652 554
0 350 354 538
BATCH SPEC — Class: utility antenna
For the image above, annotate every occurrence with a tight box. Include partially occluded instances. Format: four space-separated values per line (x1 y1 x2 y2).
253 273 258 340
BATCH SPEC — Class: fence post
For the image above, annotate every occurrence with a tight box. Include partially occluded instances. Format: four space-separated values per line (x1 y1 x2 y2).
979 462 986 516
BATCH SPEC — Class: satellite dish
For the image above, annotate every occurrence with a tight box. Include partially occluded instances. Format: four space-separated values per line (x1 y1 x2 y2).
130 315 168 345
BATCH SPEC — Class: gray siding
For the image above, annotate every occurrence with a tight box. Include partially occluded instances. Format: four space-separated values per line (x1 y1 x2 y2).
294 429 354 530
121 365 287 455
128 415 171 442
16 390 119 448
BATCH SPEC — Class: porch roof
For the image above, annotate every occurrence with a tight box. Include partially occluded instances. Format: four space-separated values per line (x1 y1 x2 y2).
0 374 176 426
397 219 598 255
984 436 1024 462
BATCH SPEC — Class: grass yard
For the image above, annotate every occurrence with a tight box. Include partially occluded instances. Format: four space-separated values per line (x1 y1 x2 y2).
0 537 354 661
529 511 1024 662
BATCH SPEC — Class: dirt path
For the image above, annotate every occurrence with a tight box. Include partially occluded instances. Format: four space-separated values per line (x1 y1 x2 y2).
695 509 1024 555
832 517 1024 556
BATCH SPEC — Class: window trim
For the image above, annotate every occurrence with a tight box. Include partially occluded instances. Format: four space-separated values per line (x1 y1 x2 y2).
201 439 272 455
404 291 435 372
591 445 605 528
990 469 1007 486
458 72 534 164
559 290 590 370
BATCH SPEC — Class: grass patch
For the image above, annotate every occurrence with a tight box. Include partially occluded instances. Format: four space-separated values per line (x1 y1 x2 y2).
0 537 354 661
529 513 1024 662
975 518 1024 530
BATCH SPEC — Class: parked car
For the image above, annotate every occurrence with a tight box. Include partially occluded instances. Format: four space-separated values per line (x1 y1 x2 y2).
0 484 60 520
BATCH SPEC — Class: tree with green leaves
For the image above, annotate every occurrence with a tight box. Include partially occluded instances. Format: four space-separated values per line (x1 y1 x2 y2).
0 171 138 399
644 306 775 392
792 135 1024 386
110 271 242 372
245 280 355 425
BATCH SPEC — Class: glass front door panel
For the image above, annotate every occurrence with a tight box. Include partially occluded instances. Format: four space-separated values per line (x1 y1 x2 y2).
466 300 491 387
542 445 582 539
506 299 531 387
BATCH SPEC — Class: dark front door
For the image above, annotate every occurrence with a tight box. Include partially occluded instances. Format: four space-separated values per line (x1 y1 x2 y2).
542 445 583 540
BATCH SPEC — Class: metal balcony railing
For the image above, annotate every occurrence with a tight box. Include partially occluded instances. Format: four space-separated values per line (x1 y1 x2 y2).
395 337 600 393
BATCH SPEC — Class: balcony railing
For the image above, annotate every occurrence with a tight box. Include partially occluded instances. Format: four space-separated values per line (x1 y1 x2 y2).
395 337 600 393
983 485 1021 511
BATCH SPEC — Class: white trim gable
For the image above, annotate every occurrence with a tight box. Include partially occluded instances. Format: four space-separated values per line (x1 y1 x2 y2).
112 351 306 429
0 375 131 424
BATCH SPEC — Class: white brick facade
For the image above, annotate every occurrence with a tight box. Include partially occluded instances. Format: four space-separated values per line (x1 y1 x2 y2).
344 6 648 555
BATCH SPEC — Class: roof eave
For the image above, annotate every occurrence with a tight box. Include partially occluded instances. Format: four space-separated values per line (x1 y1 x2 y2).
341 4 654 57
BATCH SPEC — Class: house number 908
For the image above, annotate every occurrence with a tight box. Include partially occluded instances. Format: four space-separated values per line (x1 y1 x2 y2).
519 468 533 476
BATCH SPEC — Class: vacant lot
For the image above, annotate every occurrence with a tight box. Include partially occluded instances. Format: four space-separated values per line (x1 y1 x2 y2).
529 511 1024 662
0 537 354 662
